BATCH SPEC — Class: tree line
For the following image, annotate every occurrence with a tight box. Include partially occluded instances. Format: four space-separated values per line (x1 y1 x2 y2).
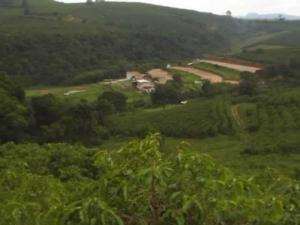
0 73 127 145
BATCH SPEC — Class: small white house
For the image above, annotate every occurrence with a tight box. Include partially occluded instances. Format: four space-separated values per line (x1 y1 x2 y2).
180 100 188 105
135 79 155 93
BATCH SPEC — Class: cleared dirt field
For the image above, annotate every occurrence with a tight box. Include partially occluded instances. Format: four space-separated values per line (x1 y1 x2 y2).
148 69 173 84
199 60 261 73
172 66 239 84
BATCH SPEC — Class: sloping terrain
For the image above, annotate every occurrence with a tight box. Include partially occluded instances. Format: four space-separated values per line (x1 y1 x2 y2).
171 66 223 83
234 29 300 64
0 0 299 85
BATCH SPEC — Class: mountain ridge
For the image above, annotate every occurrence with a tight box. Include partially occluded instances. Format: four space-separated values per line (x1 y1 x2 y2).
242 12 300 21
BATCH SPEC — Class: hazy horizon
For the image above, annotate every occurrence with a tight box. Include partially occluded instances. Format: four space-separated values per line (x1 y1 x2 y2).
57 0 300 16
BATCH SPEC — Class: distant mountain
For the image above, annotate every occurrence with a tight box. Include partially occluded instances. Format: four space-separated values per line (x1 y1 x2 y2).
243 13 300 21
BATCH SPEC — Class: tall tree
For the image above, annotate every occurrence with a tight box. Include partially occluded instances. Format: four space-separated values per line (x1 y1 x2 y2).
226 10 232 17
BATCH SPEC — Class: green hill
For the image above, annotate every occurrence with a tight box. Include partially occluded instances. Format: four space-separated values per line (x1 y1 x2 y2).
0 0 299 85
233 29 300 64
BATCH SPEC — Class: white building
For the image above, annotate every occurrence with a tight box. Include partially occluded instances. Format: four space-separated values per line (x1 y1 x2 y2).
135 79 155 93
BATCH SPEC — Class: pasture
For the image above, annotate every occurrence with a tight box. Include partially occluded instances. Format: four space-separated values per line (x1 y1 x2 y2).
26 80 150 104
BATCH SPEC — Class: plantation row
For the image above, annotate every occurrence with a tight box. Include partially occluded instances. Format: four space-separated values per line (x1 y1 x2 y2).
109 98 235 138
238 89 300 154
239 89 300 133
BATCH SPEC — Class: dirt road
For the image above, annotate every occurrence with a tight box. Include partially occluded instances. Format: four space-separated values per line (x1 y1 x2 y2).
171 66 239 84
199 60 261 73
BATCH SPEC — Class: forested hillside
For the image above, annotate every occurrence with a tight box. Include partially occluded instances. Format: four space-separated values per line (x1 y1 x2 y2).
0 0 299 85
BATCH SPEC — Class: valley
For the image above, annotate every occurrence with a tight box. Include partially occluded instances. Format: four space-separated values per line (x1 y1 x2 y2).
0 0 299 224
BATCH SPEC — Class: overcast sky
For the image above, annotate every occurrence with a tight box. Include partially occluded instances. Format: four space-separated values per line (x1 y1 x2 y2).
59 0 300 16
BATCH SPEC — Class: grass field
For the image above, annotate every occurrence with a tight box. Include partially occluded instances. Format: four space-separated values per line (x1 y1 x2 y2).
168 69 203 90
193 62 241 80
26 80 150 104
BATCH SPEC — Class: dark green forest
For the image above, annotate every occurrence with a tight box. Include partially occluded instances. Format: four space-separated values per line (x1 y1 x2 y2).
1 0 300 85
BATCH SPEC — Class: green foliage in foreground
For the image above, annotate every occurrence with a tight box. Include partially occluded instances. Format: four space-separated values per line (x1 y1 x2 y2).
0 134 299 225
193 62 241 81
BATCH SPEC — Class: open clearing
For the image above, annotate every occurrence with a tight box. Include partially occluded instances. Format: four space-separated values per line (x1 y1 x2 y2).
147 69 173 84
199 60 261 73
193 62 241 81
171 66 239 84
26 80 150 104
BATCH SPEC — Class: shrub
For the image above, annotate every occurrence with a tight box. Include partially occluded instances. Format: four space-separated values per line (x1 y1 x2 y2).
1 135 298 225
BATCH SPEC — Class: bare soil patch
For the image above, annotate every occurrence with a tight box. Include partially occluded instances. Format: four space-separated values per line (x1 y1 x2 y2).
199 60 261 73
205 55 264 68
147 69 173 84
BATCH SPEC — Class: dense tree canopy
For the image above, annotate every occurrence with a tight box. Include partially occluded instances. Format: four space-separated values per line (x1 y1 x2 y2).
0 74 28 143
1 0 299 85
